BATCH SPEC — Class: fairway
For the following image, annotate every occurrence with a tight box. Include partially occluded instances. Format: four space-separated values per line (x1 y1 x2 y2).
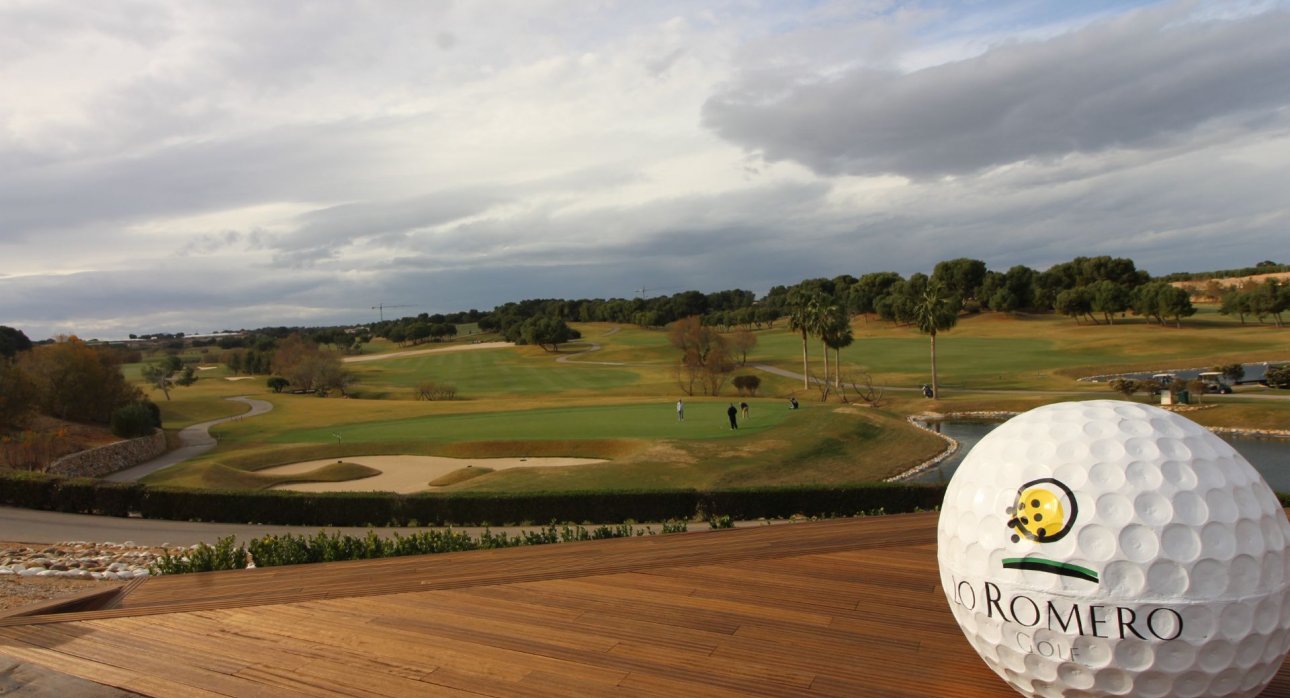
269 401 786 444
348 344 644 398
756 307 1290 390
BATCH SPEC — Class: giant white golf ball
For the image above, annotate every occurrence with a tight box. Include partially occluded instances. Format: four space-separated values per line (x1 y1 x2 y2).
937 400 1290 697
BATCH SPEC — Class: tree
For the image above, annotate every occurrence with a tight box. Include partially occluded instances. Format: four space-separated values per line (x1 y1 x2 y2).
1088 280 1131 325
430 323 458 341
1248 279 1288 327
0 362 35 429
931 258 987 301
0 326 33 359
989 265 1037 313
913 282 959 399
408 323 432 345
16 336 140 423
1219 288 1252 324
822 307 854 390
270 333 350 394
141 363 174 401
1214 363 1245 384
1131 282 1195 327
520 316 580 352
809 297 839 387
1054 288 1094 324
140 356 194 401
667 316 733 396
266 376 290 393
848 272 903 318
729 329 757 366
786 287 825 390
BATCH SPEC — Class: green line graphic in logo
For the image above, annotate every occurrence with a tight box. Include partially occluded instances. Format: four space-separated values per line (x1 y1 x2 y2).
1002 556 1099 583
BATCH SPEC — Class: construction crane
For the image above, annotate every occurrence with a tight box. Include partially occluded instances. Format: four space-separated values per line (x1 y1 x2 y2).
634 286 678 297
370 304 413 322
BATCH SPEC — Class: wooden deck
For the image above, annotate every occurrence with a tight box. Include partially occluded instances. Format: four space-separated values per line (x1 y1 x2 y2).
1 512 1289 696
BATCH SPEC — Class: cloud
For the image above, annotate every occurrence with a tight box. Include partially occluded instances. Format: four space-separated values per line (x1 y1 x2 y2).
4 2 1290 340
703 4 1290 177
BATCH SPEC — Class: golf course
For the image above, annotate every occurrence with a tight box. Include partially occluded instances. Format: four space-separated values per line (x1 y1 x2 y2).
132 305 1290 496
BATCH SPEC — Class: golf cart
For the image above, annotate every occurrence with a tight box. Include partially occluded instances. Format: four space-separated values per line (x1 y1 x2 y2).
1196 371 1234 394
1149 373 1175 397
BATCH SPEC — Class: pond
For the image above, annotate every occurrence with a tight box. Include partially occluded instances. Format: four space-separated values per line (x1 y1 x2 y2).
908 419 1290 491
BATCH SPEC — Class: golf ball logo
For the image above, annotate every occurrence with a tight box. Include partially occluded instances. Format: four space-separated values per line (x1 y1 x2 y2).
1001 477 1099 584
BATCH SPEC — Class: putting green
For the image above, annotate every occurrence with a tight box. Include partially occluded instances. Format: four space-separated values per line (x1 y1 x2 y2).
268 401 788 445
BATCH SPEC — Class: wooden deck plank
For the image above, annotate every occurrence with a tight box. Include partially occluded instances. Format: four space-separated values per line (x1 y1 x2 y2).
3 512 1290 697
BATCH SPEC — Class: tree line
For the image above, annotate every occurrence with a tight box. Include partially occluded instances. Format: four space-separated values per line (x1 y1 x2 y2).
0 331 154 443
1217 279 1290 328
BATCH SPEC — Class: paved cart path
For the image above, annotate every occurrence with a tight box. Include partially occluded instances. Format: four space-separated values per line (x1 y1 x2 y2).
103 397 273 483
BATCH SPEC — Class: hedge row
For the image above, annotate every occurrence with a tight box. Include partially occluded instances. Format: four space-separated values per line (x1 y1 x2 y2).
0 470 947 526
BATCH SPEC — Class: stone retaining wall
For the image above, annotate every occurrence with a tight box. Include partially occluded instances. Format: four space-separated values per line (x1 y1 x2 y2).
47 430 166 478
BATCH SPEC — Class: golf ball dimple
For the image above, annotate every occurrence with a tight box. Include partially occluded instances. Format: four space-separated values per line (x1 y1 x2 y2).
937 400 1290 698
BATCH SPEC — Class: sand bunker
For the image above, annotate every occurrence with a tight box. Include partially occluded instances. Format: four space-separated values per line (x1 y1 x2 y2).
262 455 606 493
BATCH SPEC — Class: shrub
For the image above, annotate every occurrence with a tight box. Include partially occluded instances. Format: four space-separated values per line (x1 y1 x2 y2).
732 374 761 396
0 470 58 509
1267 366 1290 390
413 381 458 400
110 403 157 438
0 471 949 528
1108 378 1140 397
699 484 946 521
154 536 248 574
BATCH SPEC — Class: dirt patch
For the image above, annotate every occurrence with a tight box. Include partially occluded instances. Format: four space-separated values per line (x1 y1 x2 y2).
1172 272 1290 300
263 455 607 493
0 575 103 612
620 440 697 465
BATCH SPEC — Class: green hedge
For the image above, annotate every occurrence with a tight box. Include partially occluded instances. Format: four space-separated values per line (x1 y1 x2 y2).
0 469 947 525
699 484 948 520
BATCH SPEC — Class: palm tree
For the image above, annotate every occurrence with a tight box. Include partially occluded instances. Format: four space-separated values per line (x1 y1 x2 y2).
824 309 854 390
812 299 837 387
787 288 824 390
913 282 959 399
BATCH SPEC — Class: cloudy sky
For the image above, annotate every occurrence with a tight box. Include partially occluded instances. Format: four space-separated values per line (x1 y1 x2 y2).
3 0 1289 339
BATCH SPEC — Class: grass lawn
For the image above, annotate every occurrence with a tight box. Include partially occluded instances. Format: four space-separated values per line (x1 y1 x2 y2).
143 398 946 491
348 344 644 399
760 306 1290 391
127 309 1289 495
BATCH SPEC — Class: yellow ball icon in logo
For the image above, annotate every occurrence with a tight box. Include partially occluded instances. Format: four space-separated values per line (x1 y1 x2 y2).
1005 477 1076 544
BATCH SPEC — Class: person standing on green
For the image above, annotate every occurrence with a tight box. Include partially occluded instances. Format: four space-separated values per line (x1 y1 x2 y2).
727 403 738 430
676 399 684 421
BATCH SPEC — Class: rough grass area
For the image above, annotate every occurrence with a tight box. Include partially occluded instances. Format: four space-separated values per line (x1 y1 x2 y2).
427 466 494 487
194 461 381 489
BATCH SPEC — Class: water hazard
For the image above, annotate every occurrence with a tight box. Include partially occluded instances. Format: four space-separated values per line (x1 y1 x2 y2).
909 419 1290 491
